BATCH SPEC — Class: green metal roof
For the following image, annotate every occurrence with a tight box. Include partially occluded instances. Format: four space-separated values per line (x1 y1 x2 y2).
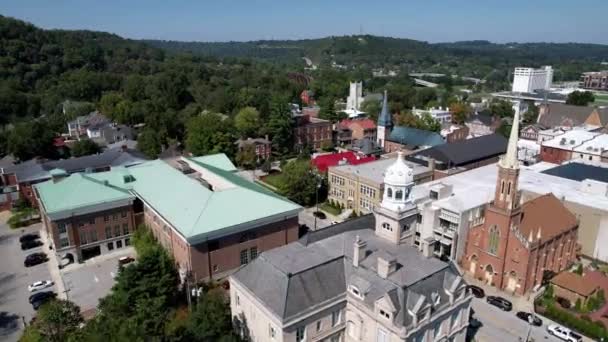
36 155 301 244
189 154 237 172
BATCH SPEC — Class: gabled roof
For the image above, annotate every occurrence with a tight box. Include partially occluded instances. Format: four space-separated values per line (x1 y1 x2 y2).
519 193 578 245
339 118 377 130
538 103 594 128
387 126 445 148
407 134 507 168
551 272 598 297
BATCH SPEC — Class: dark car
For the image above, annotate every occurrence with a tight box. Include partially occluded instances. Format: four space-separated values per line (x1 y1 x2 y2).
28 291 56 304
313 211 326 219
516 311 543 326
19 233 40 243
486 296 512 311
21 239 43 250
468 285 485 298
24 253 48 267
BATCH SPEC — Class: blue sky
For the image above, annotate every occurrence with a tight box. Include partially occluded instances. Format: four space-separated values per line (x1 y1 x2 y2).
1 0 607 44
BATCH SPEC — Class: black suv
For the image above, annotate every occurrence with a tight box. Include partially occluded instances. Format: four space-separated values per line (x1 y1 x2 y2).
24 253 48 267
486 295 513 311
19 233 40 243
21 240 43 250
467 285 485 298
515 311 542 326
29 291 56 310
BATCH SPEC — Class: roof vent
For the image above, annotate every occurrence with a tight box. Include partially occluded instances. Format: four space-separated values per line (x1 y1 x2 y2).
570 140 575 145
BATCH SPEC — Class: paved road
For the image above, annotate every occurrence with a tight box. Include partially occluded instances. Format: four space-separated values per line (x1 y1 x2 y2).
0 223 55 342
298 207 333 231
470 298 561 342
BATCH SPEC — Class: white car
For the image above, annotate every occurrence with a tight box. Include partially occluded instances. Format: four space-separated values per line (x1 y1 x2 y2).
28 280 54 292
546 324 582 342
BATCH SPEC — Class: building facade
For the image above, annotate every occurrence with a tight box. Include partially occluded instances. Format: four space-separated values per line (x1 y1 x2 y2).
512 66 553 93
230 154 472 342
580 71 608 91
235 137 272 161
36 154 302 281
294 115 332 150
540 129 603 165
346 81 364 112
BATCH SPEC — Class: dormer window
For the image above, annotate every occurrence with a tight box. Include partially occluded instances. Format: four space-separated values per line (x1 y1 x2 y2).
379 309 391 320
382 223 393 232
349 285 364 299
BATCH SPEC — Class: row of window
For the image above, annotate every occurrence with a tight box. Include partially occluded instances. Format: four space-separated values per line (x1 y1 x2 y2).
360 184 376 198
79 224 130 246
240 247 258 266
294 310 341 342
58 211 128 233
330 174 345 186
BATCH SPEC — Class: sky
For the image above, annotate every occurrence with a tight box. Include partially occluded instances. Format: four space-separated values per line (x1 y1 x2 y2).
1 0 607 44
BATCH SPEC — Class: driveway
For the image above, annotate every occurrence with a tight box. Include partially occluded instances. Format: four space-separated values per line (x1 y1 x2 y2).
298 207 332 231
0 222 55 342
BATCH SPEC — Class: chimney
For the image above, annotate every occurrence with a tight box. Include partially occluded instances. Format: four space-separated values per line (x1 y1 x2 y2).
377 253 397 279
353 235 367 267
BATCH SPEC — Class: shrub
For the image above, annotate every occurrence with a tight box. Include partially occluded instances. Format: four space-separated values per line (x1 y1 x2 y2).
574 264 584 275
543 303 608 340
575 298 582 312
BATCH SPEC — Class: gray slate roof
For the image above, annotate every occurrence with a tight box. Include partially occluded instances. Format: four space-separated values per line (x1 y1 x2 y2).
387 126 445 148
538 103 594 128
232 215 464 327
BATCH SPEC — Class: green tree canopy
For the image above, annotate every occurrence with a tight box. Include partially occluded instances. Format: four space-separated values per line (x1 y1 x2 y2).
70 139 101 157
278 159 324 206
234 107 261 138
186 113 236 158
566 91 595 106
28 299 84 342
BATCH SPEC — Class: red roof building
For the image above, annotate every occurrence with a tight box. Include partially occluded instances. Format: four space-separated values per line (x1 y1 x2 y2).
338 119 377 143
311 151 376 172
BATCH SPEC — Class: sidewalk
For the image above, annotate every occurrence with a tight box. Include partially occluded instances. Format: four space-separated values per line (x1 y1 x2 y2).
463 273 535 312
60 246 135 273
38 226 67 300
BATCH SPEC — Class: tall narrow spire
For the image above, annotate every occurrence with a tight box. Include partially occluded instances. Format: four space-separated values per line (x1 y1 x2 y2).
378 90 393 128
500 108 520 169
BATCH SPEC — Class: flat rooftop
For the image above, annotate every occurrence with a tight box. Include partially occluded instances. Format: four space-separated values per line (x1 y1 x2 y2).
330 157 431 184
542 129 600 151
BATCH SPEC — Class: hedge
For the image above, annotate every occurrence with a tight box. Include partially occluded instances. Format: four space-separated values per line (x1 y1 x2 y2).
543 303 608 340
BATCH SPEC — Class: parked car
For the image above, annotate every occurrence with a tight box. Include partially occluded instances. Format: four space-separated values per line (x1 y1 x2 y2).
515 311 542 326
28 291 55 304
118 256 135 266
19 233 40 243
21 239 43 250
467 285 485 298
32 295 56 311
547 324 582 342
486 296 512 311
24 253 48 267
28 280 54 292
313 211 326 219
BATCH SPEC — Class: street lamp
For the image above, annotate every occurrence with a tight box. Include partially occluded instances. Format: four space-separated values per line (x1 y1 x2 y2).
314 181 321 230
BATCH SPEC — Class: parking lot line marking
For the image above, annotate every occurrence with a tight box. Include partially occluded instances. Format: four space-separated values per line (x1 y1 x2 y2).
94 275 99 283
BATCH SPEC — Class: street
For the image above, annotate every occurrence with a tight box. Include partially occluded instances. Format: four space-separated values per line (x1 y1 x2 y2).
0 222 55 342
470 298 561 342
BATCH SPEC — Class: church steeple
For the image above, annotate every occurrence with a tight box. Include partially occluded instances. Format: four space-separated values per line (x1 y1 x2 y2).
493 110 521 211
377 90 393 128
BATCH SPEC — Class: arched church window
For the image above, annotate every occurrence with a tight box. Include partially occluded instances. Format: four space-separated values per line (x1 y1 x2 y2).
507 182 512 195
387 188 393 198
501 181 505 194
395 189 403 200
488 225 499 255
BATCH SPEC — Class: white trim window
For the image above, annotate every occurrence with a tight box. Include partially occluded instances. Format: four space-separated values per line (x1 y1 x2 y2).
331 310 341 327
269 325 276 339
348 285 364 299
296 326 306 342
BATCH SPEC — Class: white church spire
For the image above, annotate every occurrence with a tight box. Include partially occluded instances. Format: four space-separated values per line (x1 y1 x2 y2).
500 108 520 169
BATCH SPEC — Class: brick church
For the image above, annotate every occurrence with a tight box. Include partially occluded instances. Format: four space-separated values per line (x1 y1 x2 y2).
462 109 579 296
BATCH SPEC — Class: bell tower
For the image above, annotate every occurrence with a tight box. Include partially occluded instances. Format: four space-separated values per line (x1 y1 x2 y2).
493 109 521 211
376 90 393 150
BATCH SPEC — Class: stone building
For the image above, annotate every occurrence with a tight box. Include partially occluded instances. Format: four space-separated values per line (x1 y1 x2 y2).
230 154 472 342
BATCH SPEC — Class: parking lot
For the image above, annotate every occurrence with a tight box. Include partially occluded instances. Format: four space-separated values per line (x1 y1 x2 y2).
61 246 135 316
0 222 54 342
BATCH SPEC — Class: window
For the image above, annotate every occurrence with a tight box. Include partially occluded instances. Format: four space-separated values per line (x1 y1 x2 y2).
107 242 114 251
382 222 393 232
488 225 500 255
507 182 512 195
500 180 505 194
122 224 129 236
104 215 109 222
377 328 388 342
79 230 88 245
395 189 403 200
331 310 341 326
402 224 410 232
349 285 363 299
250 247 258 260
121 211 127 218
387 188 393 198
112 214 118 221
89 218 95 225
116 240 122 248
57 223 67 234
125 238 130 246
379 309 391 320
269 325 276 339
316 320 322 332
114 225 121 237
430 190 438 200
79 222 85 228
213 264 219 272
105 226 112 239
59 237 69 248
236 295 240 306
296 327 305 342
89 230 97 242
240 249 249 265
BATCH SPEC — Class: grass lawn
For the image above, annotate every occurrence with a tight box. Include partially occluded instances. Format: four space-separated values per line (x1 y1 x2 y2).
262 173 286 190
320 202 342 216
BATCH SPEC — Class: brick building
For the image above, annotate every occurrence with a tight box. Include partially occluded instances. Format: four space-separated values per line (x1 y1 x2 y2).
462 111 579 295
338 118 377 142
235 137 271 160
293 114 332 150
580 71 608 91
36 154 301 281
539 129 602 164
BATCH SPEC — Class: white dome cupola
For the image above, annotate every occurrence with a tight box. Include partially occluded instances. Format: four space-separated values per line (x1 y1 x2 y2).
381 151 414 212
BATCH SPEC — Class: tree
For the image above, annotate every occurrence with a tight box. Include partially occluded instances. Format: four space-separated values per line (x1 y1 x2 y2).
278 160 323 206
266 97 293 156
98 92 123 117
186 112 235 158
32 299 84 342
234 107 261 138
566 91 595 106
418 113 441 133
523 105 539 125
490 100 515 118
450 102 471 124
137 128 162 159
236 144 257 170
70 139 101 157
186 291 240 341
360 99 382 122
7 121 56 161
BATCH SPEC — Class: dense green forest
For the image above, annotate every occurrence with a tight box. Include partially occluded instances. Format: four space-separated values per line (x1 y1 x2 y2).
146 35 608 82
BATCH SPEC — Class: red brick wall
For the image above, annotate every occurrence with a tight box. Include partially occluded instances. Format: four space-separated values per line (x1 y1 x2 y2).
540 146 571 164
188 216 299 280
384 140 417 154
445 126 469 143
